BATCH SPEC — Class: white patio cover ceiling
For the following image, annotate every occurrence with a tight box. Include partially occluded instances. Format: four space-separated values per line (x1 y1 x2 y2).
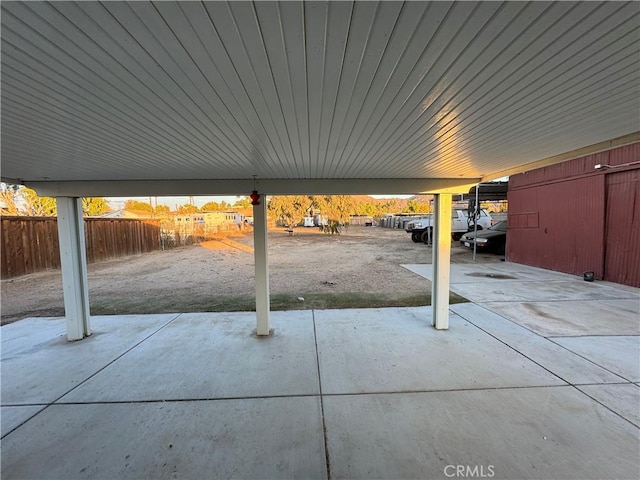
1 1 639 196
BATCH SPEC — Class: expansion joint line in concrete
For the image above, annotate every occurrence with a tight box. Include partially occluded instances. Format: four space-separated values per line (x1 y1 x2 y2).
546 334 639 338
455 309 639 429
545 336 639 383
312 310 331 480
464 304 634 383
454 309 572 385
0 313 184 440
5 384 584 408
574 385 640 429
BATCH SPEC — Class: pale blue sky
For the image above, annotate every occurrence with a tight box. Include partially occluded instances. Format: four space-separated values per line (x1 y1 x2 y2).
107 196 243 210
108 194 411 210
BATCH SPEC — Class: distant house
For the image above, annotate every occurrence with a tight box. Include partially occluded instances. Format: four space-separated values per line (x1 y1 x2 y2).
221 211 246 225
174 211 246 235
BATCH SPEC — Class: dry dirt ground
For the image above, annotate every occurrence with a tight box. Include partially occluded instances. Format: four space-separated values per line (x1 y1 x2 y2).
1 226 503 324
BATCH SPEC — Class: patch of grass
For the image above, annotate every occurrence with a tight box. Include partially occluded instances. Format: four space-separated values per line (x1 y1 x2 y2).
89 292 468 316
271 292 423 310
89 295 254 315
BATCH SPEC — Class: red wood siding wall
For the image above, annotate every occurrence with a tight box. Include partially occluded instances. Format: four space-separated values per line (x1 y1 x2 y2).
604 169 640 286
508 142 640 287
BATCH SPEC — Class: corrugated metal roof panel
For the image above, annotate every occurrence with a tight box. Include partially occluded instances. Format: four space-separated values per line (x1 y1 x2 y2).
1 1 639 187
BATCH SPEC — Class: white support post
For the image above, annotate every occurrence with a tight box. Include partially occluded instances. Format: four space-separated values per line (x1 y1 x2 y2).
253 196 271 336
432 194 452 330
56 197 91 341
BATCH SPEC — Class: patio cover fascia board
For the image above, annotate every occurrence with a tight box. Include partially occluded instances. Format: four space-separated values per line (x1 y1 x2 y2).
21 133 640 198
25 178 480 198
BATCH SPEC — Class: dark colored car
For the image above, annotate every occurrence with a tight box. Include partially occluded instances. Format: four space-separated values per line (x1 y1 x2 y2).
460 220 507 254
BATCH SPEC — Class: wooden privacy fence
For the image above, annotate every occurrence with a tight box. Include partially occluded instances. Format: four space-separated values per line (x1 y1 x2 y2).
1 217 161 279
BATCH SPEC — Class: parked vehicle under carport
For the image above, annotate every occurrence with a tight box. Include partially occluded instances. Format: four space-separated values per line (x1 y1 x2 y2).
406 209 493 244
460 221 507 254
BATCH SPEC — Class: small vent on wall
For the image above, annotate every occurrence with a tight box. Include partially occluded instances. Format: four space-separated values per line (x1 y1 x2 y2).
508 212 539 228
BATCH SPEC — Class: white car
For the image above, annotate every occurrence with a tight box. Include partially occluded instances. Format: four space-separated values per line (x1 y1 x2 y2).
406 209 493 243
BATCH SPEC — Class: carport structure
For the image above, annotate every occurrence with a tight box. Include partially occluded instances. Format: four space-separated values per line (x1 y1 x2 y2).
1 1 639 340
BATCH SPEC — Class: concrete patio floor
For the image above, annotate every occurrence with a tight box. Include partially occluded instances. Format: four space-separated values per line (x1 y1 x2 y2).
2 263 639 479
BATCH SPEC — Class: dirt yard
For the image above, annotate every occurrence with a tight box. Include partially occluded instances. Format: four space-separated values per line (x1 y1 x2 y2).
1 226 503 323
